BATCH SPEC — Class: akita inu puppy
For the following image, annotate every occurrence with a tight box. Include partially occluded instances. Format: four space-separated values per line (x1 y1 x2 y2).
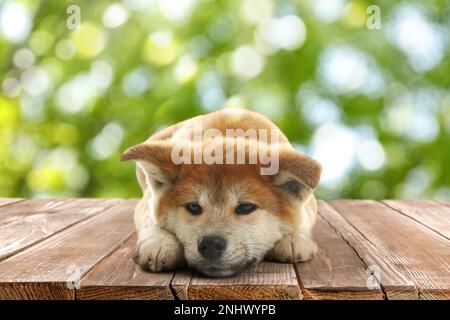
121 109 321 277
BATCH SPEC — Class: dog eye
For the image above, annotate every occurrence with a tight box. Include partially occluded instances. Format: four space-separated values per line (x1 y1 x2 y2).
184 202 203 215
235 203 258 215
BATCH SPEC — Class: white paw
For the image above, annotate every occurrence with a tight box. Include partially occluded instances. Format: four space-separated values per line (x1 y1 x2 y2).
134 232 185 272
266 233 318 263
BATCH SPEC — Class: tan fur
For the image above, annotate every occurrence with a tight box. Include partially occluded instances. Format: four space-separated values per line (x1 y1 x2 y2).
121 108 321 277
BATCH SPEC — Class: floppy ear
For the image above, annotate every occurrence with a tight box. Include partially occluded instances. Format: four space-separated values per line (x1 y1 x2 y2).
273 148 322 201
121 141 178 189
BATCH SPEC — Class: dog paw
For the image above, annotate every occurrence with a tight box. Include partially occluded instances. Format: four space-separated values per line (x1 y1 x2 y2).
266 233 318 263
134 233 185 272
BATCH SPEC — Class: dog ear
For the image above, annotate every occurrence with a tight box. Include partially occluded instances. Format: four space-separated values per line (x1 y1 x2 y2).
121 141 178 189
273 148 322 201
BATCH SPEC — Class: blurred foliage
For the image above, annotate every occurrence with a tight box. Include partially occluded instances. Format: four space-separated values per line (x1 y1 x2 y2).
0 0 449 199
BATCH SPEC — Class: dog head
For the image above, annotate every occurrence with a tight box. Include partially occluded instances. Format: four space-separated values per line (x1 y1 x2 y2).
121 138 321 277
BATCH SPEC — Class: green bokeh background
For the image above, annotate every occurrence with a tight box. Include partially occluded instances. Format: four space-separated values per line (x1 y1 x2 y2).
0 0 449 199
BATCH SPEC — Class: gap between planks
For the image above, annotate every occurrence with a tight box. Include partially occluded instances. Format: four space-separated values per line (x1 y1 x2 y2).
318 200 418 300
77 233 176 300
381 200 449 240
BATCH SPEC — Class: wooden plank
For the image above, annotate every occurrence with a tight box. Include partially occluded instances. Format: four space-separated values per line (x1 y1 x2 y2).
0 198 24 208
296 214 384 300
78 234 175 300
0 198 112 225
0 200 137 300
329 200 450 300
318 201 418 299
184 262 302 300
382 200 450 239
0 198 74 222
0 199 121 261
0 282 74 300
171 271 192 300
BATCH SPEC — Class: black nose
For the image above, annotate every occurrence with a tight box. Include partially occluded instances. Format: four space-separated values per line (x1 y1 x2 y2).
198 236 227 260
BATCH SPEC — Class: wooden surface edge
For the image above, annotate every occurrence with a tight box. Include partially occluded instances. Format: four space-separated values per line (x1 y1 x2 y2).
171 272 192 300
419 288 450 300
301 287 384 300
76 285 174 300
0 282 74 300
188 284 302 300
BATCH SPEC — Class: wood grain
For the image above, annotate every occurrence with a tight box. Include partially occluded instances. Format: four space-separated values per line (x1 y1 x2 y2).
296 214 384 300
0 282 74 300
0 198 114 225
329 200 450 300
78 234 175 300
318 201 418 299
0 198 448 300
0 199 121 261
0 198 75 224
0 200 137 300
0 198 23 208
171 271 192 300
382 200 449 239
185 262 302 300
436 200 450 207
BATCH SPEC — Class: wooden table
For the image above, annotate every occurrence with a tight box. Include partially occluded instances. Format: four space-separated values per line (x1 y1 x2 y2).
0 198 448 300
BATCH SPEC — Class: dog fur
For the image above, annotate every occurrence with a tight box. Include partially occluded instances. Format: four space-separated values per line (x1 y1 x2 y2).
121 108 321 277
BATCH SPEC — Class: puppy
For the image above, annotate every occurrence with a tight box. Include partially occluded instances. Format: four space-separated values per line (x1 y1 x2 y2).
121 109 321 277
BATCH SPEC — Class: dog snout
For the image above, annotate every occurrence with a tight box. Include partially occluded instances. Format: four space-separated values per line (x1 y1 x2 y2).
198 235 227 260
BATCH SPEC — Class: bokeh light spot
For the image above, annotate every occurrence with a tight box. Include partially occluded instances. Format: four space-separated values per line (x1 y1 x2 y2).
174 55 198 83
240 0 274 25
357 140 386 171
0 2 32 43
103 3 129 28
311 0 347 23
143 30 178 65
122 67 153 97
72 23 107 58
13 48 35 69
20 67 51 96
230 45 265 79
55 39 76 60
89 123 124 160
